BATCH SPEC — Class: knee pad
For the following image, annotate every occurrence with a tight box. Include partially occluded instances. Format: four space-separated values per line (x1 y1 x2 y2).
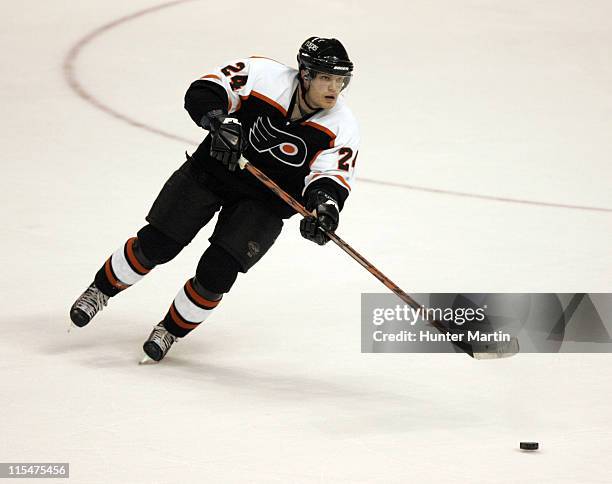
209 200 284 273
196 243 241 294
145 158 222 246
137 224 184 265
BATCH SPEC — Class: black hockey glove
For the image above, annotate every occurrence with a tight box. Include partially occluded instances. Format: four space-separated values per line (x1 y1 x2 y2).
205 110 244 171
300 189 340 245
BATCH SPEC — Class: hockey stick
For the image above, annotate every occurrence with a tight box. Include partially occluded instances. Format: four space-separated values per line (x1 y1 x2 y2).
238 158 519 359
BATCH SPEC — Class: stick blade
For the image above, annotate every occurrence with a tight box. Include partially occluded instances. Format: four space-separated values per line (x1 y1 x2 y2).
472 337 520 359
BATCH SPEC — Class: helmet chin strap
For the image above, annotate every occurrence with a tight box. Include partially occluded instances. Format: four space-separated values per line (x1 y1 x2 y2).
302 90 318 111
298 72 319 113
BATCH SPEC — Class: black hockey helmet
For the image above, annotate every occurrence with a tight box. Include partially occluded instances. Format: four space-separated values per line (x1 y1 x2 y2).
297 37 353 86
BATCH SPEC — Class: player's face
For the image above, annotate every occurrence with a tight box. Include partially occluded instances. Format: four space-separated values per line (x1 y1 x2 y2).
306 72 349 109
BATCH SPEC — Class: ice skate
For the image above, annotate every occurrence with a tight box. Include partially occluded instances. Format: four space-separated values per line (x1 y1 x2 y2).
142 322 178 362
70 283 110 327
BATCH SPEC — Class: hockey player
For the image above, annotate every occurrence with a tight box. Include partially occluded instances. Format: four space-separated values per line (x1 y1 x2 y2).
70 37 360 361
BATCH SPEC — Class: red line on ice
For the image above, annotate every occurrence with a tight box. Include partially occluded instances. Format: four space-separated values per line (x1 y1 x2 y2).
62 1 612 214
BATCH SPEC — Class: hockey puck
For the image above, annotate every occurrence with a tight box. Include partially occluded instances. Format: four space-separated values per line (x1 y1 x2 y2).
520 442 539 450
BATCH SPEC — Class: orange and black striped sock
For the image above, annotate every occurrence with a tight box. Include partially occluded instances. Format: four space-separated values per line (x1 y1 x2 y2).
94 237 155 297
162 278 222 338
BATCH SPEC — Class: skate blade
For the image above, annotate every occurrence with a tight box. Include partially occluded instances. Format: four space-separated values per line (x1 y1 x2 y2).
139 355 158 365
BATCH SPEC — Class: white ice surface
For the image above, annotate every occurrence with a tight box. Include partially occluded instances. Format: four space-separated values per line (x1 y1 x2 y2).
1 1 612 482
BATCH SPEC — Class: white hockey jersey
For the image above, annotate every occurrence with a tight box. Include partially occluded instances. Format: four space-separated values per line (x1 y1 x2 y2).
188 56 360 217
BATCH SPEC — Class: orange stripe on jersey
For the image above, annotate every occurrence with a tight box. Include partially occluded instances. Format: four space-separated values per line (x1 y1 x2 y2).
170 304 199 330
126 238 150 275
185 280 220 310
104 258 129 290
333 174 352 191
309 173 351 191
309 149 325 167
250 91 287 116
200 74 221 81
302 121 336 147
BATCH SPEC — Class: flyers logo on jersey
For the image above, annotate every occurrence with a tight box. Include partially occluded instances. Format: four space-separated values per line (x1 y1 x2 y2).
248 116 308 167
